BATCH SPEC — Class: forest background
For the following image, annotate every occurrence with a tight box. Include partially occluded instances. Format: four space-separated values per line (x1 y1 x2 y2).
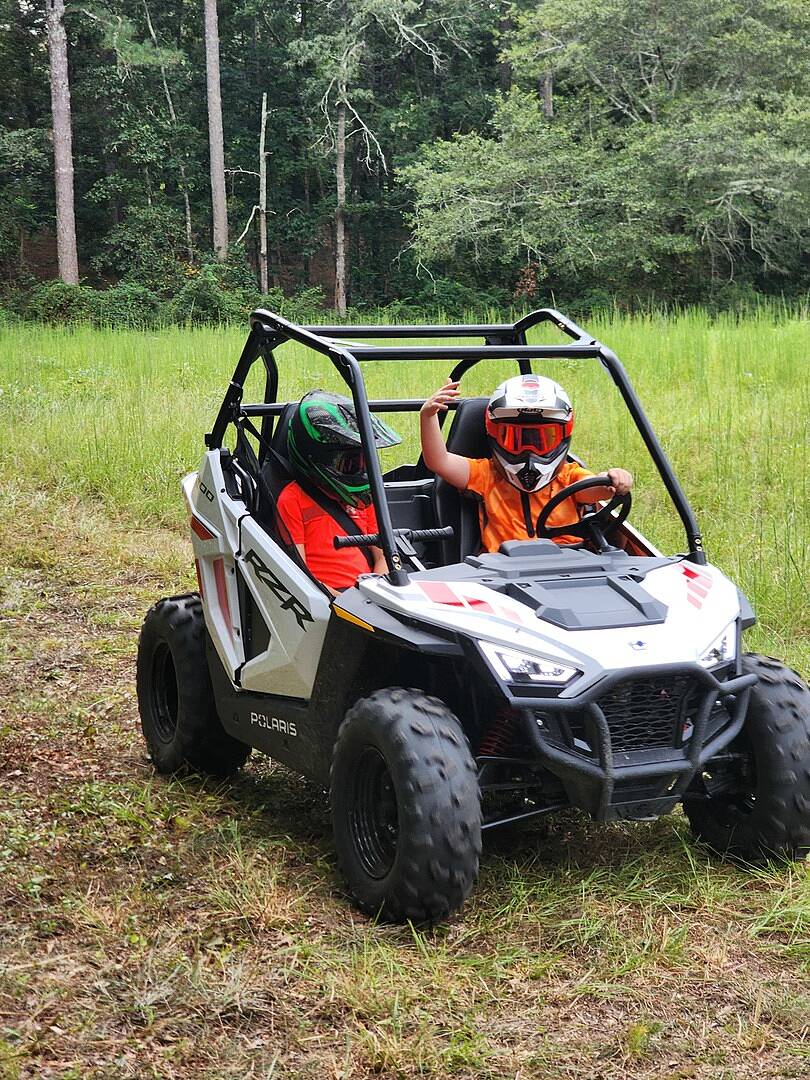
3 0 810 325
2 5 810 1075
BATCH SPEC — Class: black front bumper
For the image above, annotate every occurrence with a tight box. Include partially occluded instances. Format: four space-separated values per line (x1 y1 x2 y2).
513 663 757 821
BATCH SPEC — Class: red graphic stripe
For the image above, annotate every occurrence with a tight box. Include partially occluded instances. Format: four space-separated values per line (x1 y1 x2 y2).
419 582 524 623
213 558 233 641
194 559 204 599
500 605 525 624
419 581 463 606
464 597 494 613
682 566 712 585
682 566 713 609
191 515 215 541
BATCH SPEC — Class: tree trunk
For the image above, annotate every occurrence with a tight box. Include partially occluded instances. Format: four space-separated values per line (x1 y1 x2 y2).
334 100 347 316
144 0 194 263
46 0 79 284
203 0 228 261
499 8 512 93
258 92 268 294
541 72 554 118
104 151 121 226
179 171 194 263
303 166 311 283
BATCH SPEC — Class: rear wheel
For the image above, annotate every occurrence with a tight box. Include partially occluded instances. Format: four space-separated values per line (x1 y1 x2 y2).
683 654 810 861
330 688 481 923
137 594 250 777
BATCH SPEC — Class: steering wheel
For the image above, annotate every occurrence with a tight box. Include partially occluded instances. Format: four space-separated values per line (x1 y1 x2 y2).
535 475 632 553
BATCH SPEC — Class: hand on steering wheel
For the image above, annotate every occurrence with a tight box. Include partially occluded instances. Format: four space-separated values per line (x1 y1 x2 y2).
535 474 632 553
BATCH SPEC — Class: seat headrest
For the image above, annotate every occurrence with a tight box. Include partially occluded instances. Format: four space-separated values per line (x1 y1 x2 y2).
444 397 490 460
268 401 299 460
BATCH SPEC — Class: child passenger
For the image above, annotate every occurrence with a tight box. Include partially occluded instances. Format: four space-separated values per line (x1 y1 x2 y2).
420 374 633 551
277 390 400 594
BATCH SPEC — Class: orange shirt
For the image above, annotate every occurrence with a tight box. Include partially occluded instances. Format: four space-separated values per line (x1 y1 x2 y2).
466 458 591 552
277 482 378 591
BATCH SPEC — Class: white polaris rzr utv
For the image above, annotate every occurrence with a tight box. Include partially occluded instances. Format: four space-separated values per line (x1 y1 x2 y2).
136 307 810 923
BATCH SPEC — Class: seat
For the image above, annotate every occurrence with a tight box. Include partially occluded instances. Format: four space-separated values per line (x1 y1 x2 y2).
252 403 298 535
431 398 489 565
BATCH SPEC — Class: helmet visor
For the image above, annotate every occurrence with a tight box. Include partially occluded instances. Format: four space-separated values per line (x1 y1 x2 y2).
334 450 365 475
493 419 573 456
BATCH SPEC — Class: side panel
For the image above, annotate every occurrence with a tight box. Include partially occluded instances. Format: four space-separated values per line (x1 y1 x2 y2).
206 633 328 783
207 608 468 785
236 515 331 697
185 455 246 680
184 453 331 697
207 615 382 784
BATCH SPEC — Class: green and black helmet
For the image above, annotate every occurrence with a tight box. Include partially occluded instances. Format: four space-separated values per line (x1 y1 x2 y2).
287 390 401 507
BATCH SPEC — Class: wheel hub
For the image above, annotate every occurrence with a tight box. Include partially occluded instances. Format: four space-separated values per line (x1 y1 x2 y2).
349 746 399 879
150 642 179 743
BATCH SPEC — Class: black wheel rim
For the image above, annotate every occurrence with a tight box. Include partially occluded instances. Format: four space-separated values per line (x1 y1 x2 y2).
349 746 399 880
150 642 179 743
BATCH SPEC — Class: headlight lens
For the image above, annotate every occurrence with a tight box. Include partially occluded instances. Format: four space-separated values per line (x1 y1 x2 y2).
480 641 579 685
698 622 737 668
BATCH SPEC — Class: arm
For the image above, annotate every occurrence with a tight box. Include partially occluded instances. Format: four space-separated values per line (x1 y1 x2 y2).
370 545 387 576
419 380 470 490
575 468 634 504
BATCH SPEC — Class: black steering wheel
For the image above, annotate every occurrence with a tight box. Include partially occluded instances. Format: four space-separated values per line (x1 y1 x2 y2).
535 474 632 552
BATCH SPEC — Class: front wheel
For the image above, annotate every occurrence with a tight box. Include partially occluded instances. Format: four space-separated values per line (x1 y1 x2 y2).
683 653 810 861
330 688 481 923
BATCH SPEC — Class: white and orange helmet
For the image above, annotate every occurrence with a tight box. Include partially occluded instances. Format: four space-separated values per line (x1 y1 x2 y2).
485 374 574 492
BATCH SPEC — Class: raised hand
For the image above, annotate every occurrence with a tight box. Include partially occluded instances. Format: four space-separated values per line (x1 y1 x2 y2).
420 379 460 418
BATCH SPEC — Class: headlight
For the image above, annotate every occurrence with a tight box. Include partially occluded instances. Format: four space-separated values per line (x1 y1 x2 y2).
698 622 737 668
480 641 580 686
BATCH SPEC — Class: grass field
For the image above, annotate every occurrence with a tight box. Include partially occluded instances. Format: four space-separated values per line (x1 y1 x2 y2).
0 308 808 1077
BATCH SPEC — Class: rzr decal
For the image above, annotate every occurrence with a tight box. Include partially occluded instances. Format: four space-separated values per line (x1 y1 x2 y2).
243 548 313 631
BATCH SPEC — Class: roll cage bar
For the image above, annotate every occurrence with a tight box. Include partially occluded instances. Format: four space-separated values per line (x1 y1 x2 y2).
206 307 706 585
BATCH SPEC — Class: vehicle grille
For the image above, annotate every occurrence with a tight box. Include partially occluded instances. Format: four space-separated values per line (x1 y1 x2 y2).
597 673 702 752
542 673 731 757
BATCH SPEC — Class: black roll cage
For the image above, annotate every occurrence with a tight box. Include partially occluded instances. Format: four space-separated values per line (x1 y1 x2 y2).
206 307 706 585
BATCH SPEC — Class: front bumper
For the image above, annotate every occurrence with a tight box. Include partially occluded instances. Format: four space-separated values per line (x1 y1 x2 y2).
514 662 757 821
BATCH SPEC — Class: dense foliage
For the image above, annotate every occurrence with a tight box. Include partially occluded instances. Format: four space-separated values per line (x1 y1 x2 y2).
404 0 810 307
2 0 809 315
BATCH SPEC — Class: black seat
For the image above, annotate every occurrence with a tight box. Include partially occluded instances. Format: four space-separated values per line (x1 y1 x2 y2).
431 398 489 565
252 403 298 534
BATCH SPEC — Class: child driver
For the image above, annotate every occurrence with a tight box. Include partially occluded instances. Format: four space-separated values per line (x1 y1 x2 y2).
420 373 633 551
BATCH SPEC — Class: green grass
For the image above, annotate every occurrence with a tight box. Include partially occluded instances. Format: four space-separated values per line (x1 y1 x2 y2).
0 309 809 1076
1 306 806 669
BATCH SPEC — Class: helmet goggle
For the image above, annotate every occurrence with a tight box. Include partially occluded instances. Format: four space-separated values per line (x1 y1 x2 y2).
488 415 574 459
488 408 578 455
